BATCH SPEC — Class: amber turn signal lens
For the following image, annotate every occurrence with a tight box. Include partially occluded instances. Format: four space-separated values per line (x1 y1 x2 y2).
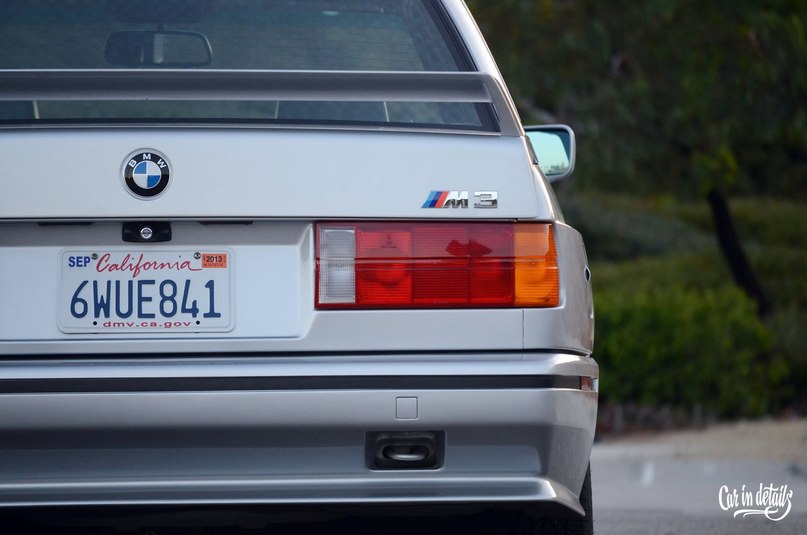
514 224 559 307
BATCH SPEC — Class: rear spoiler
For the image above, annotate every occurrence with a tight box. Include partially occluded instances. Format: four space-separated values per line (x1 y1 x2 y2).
0 70 522 136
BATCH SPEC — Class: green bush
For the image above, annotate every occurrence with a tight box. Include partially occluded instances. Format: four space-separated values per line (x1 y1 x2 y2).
570 193 807 315
591 252 733 295
749 246 807 309
594 285 783 417
672 198 807 250
558 193 713 261
767 306 807 410
558 193 804 414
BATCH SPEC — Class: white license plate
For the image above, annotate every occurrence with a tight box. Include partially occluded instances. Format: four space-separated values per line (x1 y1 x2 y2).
59 249 233 333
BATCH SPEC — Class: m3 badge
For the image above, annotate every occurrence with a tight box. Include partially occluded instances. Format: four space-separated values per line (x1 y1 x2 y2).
422 191 498 209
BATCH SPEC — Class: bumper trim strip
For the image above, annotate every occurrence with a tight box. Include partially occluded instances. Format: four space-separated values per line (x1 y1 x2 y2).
0 374 580 394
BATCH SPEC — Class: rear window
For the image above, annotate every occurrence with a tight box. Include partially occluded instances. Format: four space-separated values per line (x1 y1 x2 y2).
0 0 494 131
0 0 466 71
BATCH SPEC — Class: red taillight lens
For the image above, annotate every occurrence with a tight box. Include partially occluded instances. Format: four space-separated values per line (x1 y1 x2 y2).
316 222 559 309
356 226 413 306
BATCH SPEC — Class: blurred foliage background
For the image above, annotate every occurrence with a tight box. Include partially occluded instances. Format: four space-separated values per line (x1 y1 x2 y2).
466 0 807 424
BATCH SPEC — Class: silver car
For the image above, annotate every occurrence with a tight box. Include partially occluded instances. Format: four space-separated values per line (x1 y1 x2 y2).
0 1 597 533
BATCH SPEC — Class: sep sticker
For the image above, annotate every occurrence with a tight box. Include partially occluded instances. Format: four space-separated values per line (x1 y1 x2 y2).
202 253 228 269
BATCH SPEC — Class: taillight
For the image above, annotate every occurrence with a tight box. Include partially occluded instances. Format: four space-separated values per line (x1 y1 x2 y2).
316 222 559 309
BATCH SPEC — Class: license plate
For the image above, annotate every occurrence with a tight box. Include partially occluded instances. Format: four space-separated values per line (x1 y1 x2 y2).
59 249 233 333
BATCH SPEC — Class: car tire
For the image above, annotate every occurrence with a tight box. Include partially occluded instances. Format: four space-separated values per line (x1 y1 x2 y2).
512 463 593 535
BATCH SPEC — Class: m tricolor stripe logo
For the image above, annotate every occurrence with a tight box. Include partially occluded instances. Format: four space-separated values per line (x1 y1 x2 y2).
422 190 469 208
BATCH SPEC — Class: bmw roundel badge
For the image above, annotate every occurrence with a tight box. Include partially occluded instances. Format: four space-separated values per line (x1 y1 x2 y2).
123 150 171 199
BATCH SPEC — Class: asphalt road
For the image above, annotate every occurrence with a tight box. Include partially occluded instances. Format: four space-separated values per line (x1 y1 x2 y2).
591 419 807 534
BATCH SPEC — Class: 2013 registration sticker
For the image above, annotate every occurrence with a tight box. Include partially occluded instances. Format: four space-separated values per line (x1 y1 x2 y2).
58 249 233 333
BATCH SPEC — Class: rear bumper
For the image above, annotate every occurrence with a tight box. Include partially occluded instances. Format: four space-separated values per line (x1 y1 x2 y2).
0 352 597 514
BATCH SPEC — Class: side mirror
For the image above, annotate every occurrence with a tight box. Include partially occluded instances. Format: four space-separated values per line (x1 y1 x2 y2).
524 125 576 182
105 30 212 67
